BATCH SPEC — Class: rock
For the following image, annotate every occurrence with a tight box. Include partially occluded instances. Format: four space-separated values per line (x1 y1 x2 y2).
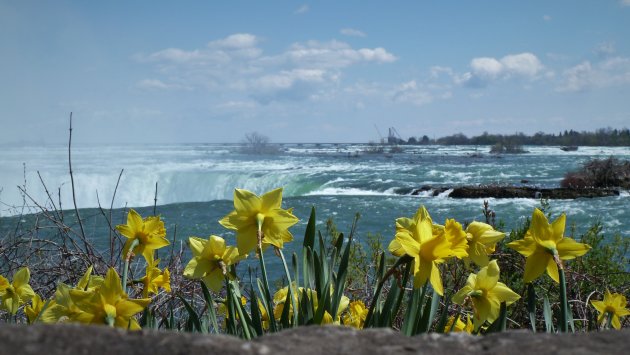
0 324 627 355
448 186 619 199
409 185 620 199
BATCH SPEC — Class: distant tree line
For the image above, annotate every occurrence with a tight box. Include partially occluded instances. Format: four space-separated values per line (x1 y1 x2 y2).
403 128 630 146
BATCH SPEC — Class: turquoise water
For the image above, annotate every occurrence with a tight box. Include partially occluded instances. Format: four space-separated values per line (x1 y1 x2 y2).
1 144 629 276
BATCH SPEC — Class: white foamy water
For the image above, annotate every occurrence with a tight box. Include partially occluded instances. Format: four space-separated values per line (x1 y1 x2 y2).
0 143 628 239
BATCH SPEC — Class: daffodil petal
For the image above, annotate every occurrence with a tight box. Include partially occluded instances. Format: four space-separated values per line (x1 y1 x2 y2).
429 261 444 296
476 260 499 291
523 252 549 283
546 256 560 283
12 267 30 288
203 268 225 292
261 188 283 210
490 282 521 305
556 237 591 260
550 213 566 243
233 189 262 214
188 237 207 257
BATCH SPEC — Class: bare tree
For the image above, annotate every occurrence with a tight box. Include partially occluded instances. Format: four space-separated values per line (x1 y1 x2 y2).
241 131 277 154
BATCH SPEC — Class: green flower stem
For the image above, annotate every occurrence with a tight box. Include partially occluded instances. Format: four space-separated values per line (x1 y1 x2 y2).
605 311 613 330
278 248 299 327
257 241 277 332
558 265 569 332
122 239 139 294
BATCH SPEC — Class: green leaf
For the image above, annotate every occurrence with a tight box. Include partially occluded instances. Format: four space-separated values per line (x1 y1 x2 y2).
527 283 537 332
543 294 554 333
229 281 253 339
435 294 452 334
331 229 353 319
485 302 507 333
303 206 317 249
178 294 202 332
278 248 299 327
279 284 292 328
200 281 219 334
402 284 426 335
558 269 569 332
417 288 440 334
249 283 264 336
313 279 332 324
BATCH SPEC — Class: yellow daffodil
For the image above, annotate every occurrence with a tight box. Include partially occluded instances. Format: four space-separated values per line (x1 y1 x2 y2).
591 290 630 330
69 268 150 329
218 295 248 323
219 188 299 255
444 219 469 259
116 209 169 262
140 257 171 297
273 285 349 324
465 221 505 267
272 283 304 320
25 294 46 323
507 208 590 283
444 314 474 333
0 267 35 315
453 260 520 329
388 206 463 295
342 300 369 329
39 266 103 323
183 235 245 291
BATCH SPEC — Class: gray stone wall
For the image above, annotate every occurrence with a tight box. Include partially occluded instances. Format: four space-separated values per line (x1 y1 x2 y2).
0 324 625 355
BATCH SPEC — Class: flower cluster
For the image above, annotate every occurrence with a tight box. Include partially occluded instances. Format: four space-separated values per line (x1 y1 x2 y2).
3 187 626 335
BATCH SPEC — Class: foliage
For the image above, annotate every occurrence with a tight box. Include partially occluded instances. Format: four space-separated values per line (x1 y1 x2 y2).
430 127 630 147
240 132 279 154
561 157 630 188
1 188 628 335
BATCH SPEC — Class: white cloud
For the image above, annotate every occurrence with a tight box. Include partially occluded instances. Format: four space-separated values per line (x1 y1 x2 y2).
595 41 616 57
543 15 552 22
340 28 366 37
429 66 454 78
136 79 189 91
501 53 544 76
470 57 503 79
621 0 630 7
459 52 544 87
392 80 434 106
209 33 258 49
294 4 309 14
557 57 630 92
254 69 328 90
137 34 397 104
282 40 396 69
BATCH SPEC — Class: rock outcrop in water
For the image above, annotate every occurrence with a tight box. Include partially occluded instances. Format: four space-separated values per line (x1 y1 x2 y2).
410 185 620 199
0 324 626 355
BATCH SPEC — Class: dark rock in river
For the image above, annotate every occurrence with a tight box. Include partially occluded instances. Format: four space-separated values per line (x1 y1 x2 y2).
410 185 620 199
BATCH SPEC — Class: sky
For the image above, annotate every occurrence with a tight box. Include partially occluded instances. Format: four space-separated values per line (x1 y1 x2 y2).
1 0 630 144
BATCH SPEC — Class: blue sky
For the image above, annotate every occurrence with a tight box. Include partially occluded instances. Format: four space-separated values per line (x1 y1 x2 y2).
1 0 630 144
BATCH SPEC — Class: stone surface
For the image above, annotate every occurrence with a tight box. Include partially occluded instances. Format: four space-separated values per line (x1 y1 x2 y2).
0 324 627 355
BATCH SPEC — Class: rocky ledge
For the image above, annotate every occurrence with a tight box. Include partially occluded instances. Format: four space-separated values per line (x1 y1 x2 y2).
0 324 626 355
409 185 620 199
